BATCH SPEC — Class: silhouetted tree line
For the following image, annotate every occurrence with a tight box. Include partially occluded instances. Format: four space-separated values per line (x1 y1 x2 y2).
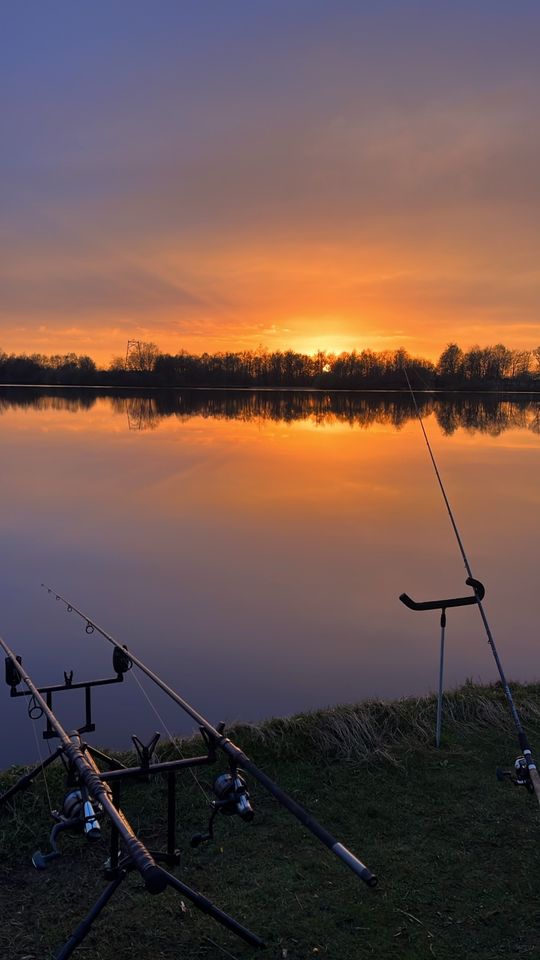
1 386 539 437
0 350 97 385
2 342 540 388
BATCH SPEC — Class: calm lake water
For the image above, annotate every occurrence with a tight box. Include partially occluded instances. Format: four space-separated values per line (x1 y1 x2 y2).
0 387 539 767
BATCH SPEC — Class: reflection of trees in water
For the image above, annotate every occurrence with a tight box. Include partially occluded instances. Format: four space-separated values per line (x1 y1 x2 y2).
0 387 539 435
530 410 540 435
0 387 97 415
433 398 531 436
124 397 160 431
112 390 422 429
115 390 540 436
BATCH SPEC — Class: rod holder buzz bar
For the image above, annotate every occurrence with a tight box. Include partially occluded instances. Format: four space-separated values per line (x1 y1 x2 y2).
399 577 485 747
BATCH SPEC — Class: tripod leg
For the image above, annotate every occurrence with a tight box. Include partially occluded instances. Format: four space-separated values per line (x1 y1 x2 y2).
0 747 64 806
159 866 265 948
54 871 127 959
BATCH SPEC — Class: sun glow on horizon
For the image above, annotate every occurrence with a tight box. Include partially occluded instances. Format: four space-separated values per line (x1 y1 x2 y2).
3 4 540 361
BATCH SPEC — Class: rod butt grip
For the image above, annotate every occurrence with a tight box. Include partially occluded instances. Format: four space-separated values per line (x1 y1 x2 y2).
332 842 378 887
124 838 167 893
527 762 540 808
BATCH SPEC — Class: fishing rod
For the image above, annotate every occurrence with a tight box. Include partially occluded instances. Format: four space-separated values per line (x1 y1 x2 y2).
402 369 540 803
0 634 265 958
42 583 377 887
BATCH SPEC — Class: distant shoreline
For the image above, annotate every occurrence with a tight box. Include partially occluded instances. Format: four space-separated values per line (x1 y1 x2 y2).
1 382 540 395
2 342 539 391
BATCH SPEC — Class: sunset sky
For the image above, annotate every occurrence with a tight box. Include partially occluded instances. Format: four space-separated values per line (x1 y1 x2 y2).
2 1 540 364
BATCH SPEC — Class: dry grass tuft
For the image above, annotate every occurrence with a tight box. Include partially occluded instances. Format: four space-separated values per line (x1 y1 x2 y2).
222 681 540 763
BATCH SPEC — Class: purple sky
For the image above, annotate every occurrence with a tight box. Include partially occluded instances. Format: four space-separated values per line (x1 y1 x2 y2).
2 1 540 361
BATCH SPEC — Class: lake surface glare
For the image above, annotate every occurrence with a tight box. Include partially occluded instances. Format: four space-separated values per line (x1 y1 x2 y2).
0 388 538 766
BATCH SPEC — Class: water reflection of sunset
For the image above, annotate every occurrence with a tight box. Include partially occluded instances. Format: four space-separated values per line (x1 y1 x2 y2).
0 389 538 764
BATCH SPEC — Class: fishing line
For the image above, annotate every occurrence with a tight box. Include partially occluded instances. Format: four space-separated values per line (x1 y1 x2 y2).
404 367 540 801
203 935 241 960
29 701 54 815
126 665 211 803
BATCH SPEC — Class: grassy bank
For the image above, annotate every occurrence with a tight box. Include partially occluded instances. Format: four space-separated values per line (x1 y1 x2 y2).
1 683 540 959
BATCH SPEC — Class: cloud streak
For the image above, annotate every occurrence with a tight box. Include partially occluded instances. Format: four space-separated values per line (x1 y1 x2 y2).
1 1 539 360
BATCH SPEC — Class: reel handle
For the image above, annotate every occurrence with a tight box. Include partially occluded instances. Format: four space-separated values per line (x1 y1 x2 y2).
32 849 61 870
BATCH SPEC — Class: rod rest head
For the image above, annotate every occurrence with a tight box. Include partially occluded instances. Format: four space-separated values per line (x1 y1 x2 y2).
132 732 161 770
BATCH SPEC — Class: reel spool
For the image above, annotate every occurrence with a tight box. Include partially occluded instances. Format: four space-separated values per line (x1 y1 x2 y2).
191 769 254 847
32 789 101 870
496 756 535 794
60 789 102 839
212 772 254 821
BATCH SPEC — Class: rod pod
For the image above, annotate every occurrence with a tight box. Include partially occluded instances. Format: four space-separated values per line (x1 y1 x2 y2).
0 634 266 955
43 585 378 887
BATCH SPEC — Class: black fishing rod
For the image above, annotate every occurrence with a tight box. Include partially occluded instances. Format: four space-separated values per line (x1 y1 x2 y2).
42 584 378 886
0 633 266 956
403 370 540 804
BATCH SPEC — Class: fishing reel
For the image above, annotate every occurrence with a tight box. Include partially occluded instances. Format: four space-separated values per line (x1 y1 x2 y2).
191 769 254 847
32 788 102 870
496 757 535 794
213 771 254 820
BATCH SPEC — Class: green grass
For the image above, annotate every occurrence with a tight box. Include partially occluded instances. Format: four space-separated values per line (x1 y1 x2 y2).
1 683 540 960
